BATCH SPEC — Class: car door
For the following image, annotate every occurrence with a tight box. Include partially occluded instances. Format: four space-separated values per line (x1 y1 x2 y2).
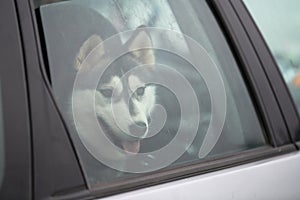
10 0 300 199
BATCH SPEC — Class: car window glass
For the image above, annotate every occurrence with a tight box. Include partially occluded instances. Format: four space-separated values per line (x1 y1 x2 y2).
244 0 300 114
37 0 265 187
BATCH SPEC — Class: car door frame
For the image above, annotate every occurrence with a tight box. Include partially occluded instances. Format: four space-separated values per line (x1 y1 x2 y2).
12 0 299 199
13 0 89 200
0 0 32 199
229 0 300 147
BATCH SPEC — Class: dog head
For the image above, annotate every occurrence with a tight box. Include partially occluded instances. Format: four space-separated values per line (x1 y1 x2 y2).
74 28 156 155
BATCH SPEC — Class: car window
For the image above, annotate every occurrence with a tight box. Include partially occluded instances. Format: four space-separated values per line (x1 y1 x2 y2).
36 0 265 188
244 0 300 113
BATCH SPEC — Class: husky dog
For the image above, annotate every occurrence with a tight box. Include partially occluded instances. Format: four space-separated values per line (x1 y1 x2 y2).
73 28 156 160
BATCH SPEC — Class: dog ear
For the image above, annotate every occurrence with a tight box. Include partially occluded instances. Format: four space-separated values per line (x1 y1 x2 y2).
75 34 104 71
127 29 155 65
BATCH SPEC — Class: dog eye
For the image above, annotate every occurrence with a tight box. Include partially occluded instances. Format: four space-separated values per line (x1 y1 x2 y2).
100 88 113 98
136 87 145 96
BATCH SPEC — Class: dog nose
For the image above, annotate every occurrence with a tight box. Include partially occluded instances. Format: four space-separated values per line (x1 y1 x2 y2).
129 121 147 138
